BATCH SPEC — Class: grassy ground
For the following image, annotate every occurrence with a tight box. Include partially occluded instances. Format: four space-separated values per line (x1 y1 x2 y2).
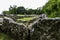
16 14 39 25
17 17 34 21
0 33 14 40
17 14 25 16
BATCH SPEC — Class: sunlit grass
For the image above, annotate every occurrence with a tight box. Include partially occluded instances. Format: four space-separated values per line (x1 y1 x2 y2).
17 17 34 21
17 14 25 16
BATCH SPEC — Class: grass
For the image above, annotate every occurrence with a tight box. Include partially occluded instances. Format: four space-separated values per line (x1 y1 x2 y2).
17 14 25 16
17 17 34 21
0 33 14 40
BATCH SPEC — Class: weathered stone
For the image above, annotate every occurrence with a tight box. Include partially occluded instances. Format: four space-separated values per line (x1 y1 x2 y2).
29 18 60 40
0 16 60 40
0 17 27 40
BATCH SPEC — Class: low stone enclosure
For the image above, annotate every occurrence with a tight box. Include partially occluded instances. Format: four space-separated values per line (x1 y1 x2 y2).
0 17 60 40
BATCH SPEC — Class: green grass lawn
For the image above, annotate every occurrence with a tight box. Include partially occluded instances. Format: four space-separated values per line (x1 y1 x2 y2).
17 17 32 21
17 17 35 21
17 14 25 16
0 33 14 40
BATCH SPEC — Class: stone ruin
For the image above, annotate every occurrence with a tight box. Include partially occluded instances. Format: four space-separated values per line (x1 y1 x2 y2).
0 15 60 40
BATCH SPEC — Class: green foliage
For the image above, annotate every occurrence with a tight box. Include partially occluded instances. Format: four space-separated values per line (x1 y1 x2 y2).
17 7 26 14
3 5 42 15
42 0 60 18
3 11 9 14
3 5 17 14
9 5 17 14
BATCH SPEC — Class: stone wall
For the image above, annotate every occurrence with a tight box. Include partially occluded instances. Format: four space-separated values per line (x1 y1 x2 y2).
0 18 28 40
30 18 60 40
0 17 60 40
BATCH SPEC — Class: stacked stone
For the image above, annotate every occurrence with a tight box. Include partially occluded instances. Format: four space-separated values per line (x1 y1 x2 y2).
1 17 28 40
0 16 60 40
30 18 60 40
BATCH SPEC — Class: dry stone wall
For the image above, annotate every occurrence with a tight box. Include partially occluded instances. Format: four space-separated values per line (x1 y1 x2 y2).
0 18 28 40
30 18 60 40
0 17 60 40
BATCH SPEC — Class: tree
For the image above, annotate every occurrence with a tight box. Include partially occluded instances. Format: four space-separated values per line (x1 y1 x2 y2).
26 9 33 14
3 11 9 14
42 0 60 17
9 5 17 14
17 6 26 14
